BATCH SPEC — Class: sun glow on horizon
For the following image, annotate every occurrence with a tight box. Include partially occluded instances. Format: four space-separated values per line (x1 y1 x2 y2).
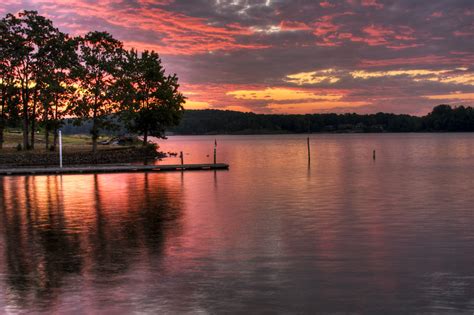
226 87 343 101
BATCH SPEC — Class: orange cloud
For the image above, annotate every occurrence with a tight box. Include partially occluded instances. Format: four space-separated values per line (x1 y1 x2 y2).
227 87 343 101
268 100 369 114
423 93 474 101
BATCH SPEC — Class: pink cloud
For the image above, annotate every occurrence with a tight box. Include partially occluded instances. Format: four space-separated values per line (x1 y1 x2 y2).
313 12 355 46
320 1 336 8
361 0 383 9
312 11 417 50
347 25 416 48
454 30 474 37
279 20 312 31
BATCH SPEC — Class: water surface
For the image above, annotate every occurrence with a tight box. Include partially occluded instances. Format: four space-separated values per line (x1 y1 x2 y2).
1 134 474 313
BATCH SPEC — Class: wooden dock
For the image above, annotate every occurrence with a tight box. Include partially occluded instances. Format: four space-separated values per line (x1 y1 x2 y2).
0 163 229 176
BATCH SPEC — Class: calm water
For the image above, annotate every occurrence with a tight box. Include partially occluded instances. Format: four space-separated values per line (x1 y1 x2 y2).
1 134 474 313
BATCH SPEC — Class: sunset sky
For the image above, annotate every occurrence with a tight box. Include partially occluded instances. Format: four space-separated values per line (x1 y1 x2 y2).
1 0 473 115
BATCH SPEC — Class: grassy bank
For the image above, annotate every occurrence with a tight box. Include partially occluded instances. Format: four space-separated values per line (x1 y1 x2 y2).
2 131 105 150
0 131 164 168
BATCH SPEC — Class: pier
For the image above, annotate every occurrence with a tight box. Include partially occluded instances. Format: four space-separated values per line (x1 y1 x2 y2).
0 163 230 176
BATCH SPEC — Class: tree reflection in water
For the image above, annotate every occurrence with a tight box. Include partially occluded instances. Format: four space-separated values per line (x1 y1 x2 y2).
0 173 184 311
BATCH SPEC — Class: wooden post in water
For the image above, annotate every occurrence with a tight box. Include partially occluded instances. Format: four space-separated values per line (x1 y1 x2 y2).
214 139 217 164
373 149 376 161
180 151 184 165
307 137 311 163
59 130 63 168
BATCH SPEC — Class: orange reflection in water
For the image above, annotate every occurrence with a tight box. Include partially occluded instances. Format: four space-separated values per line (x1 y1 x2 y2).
0 173 184 312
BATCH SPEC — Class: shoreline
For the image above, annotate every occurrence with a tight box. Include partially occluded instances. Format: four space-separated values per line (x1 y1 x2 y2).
0 146 165 169
166 131 474 136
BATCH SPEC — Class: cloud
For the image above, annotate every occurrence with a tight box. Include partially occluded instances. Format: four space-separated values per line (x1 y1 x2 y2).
350 69 450 79
279 21 312 32
320 1 336 8
285 69 341 85
312 14 419 49
423 93 474 101
226 87 343 101
268 100 370 114
359 55 474 67
348 25 417 47
431 11 443 18
285 68 474 87
361 0 383 9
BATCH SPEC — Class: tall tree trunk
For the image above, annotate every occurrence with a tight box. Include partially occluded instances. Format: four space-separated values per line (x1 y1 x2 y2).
92 120 98 153
92 96 98 153
0 87 5 150
22 87 29 150
45 127 49 151
0 126 3 150
44 96 52 150
30 90 38 150
92 106 98 153
53 129 58 151
143 129 148 146
51 96 59 151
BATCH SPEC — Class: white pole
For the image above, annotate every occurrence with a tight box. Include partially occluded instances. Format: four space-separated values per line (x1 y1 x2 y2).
59 130 63 168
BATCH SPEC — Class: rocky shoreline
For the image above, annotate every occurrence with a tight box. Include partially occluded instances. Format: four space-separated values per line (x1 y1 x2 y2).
0 146 165 168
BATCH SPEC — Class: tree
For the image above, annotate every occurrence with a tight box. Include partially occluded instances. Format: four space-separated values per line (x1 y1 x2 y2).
37 32 78 150
1 14 23 149
72 31 123 153
0 18 15 149
117 49 185 145
2 11 59 149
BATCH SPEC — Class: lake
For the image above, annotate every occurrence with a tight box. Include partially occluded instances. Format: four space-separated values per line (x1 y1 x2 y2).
1 134 474 313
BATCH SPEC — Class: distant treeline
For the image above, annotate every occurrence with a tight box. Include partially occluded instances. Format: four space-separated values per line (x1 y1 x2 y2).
170 105 474 134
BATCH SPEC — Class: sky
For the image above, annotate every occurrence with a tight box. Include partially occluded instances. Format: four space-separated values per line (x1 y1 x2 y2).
1 0 473 115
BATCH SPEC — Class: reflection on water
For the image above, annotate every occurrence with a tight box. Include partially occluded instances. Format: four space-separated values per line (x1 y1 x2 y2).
1 134 474 313
0 173 183 313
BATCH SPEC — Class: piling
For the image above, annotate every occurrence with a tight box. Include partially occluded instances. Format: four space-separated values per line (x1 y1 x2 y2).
214 139 217 164
59 130 63 168
307 137 311 163
180 151 184 165
373 149 376 160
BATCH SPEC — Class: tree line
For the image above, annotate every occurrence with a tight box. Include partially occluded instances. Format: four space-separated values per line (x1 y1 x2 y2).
171 105 474 134
0 10 185 152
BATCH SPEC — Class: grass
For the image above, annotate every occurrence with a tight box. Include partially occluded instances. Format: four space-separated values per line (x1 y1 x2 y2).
1 130 138 154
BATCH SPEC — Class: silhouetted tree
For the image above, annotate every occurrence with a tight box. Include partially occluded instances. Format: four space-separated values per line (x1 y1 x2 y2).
72 31 123 153
37 32 78 150
116 49 184 145
0 17 16 149
2 11 59 149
